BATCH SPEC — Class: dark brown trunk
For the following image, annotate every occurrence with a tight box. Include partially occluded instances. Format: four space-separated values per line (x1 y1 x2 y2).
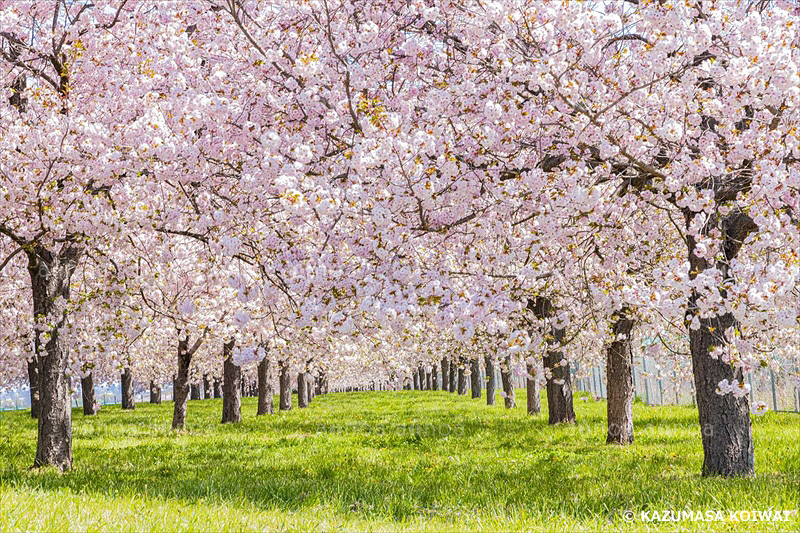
448 359 457 392
500 357 516 408
530 297 576 424
121 368 135 410
485 355 496 406
27 359 40 419
81 373 98 416
222 341 241 423
172 338 192 430
190 383 201 400
425 369 432 390
412 369 420 390
470 358 481 399
149 381 162 404
279 361 292 410
203 374 212 399
457 361 467 395
298 372 308 408
432 364 439 390
257 356 274 415
441 358 449 392
28 243 83 471
686 212 755 476
526 362 541 415
213 379 222 399
606 313 635 444
543 341 575 424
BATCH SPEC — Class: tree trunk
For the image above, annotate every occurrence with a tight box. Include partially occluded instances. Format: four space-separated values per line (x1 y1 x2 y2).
500 357 516 408
530 297 576 424
172 338 192 430
425 369 432 390
412 369 420 390
203 374 213 399
81 373 98 416
149 381 162 404
441 358 449 393
686 214 755 477
690 316 753 476
307 377 314 402
432 364 439 390
257 356 274 415
298 372 308 408
222 341 241 423
606 313 635 444
279 361 292 410
457 362 467 395
121 368 135 410
526 361 541 415
485 355 496 406
27 359 40 419
213 379 222 399
28 243 83 471
470 357 481 399
190 383 201 401
449 359 457 392
543 340 575 424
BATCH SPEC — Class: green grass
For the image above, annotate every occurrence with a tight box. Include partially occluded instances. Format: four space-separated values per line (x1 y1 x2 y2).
0 390 798 532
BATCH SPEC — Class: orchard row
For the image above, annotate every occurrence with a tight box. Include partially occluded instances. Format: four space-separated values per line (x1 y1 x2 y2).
1 0 799 477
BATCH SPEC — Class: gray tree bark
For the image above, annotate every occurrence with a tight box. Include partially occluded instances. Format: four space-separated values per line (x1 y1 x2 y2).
425 369 432 390
298 372 309 408
500 357 516 408
222 341 241 423
457 361 467 395
257 356 274 415
172 339 191 430
449 359 457 392
27 359 40 419
28 242 83 470
526 361 541 415
686 212 755 476
485 355 496 406
432 364 439 390
190 383 201 401
172 331 205 430
203 374 213 399
149 381 162 404
470 357 481 399
606 312 635 444
213 378 223 399
81 373 99 416
121 368 135 410
412 369 420 390
441 358 449 392
530 297 576 424
279 361 292 410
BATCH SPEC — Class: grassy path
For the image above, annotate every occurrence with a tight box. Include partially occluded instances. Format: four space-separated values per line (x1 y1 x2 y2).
0 390 798 531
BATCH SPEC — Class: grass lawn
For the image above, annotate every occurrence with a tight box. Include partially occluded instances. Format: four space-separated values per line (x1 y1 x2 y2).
0 389 798 532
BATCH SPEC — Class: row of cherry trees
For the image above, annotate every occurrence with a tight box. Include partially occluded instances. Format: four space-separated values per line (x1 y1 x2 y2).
1 0 799 477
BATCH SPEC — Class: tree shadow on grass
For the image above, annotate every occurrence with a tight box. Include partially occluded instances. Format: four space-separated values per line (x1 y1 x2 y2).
1 392 797 526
